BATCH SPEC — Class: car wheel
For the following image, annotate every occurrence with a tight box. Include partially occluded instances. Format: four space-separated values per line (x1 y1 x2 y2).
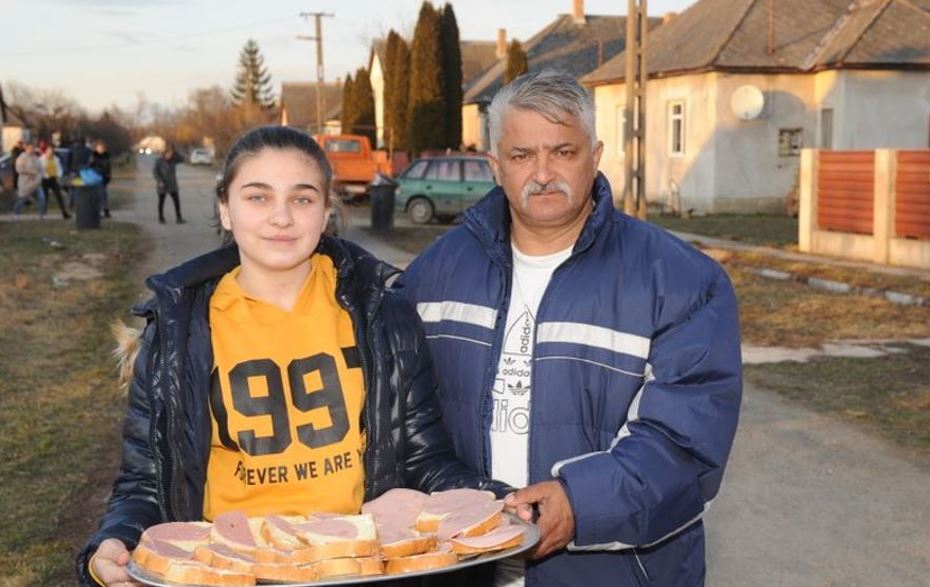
408 198 434 224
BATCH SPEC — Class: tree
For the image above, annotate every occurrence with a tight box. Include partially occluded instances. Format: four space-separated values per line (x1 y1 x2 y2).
440 4 463 150
407 1 445 155
385 31 411 151
341 74 356 135
504 40 529 84
230 39 275 110
353 67 376 145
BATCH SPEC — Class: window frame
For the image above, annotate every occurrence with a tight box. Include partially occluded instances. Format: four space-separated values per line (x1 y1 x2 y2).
668 99 686 157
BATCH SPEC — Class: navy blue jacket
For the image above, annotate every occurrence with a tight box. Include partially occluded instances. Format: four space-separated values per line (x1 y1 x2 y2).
77 238 506 585
398 174 742 586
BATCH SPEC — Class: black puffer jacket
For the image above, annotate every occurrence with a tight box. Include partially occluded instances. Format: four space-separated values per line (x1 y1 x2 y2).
77 237 506 585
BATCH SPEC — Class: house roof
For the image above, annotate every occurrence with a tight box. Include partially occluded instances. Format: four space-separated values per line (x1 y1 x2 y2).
279 82 343 129
369 37 500 88
463 13 662 104
583 0 930 85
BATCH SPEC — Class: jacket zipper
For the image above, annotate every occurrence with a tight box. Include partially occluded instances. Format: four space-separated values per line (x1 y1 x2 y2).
145 309 172 521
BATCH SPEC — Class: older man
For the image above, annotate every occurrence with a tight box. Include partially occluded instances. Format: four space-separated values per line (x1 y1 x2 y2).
398 70 742 586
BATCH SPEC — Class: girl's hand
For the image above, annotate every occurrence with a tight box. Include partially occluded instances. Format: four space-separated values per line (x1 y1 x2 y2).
92 538 142 587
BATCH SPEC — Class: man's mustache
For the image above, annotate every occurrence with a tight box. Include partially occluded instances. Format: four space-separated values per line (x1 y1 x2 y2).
521 180 573 207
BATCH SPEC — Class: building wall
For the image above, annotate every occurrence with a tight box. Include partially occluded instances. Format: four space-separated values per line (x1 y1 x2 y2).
370 55 386 148
829 70 930 150
711 72 815 212
462 103 483 151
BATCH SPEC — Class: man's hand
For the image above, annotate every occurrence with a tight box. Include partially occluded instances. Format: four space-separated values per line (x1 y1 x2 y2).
505 480 576 559
92 538 142 586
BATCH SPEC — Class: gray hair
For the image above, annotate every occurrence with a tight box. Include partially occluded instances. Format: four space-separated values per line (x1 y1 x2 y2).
488 69 597 156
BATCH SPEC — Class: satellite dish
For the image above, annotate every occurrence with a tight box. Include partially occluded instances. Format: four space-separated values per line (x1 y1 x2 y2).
731 85 765 121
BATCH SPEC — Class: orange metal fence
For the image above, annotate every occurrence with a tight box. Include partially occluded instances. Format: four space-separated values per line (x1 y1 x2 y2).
817 151 874 235
895 151 930 240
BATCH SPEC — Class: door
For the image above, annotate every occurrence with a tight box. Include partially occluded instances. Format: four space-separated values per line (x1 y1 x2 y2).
462 159 495 210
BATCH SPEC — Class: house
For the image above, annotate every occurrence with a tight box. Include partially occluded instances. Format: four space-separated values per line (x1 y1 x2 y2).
279 81 344 134
461 0 661 151
368 36 500 148
584 0 930 213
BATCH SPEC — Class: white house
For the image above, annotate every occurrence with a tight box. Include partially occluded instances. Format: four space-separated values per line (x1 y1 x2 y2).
584 0 930 213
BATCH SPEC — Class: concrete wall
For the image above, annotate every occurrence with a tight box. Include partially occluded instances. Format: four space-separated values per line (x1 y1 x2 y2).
370 55 386 148
831 70 930 150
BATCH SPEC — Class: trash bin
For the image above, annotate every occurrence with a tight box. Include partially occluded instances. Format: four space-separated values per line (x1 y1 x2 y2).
369 173 397 232
73 185 101 230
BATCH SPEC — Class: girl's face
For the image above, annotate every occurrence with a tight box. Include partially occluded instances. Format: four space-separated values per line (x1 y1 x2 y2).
219 148 330 278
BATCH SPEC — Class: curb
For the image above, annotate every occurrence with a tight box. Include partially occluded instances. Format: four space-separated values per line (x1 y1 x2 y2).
744 265 930 307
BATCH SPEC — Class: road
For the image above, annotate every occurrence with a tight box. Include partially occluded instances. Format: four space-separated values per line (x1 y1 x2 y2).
116 161 930 586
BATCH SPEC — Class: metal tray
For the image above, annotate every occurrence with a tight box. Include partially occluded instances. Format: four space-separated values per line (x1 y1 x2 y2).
128 515 538 586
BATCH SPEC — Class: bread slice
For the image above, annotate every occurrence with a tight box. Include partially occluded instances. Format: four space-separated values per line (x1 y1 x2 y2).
290 513 379 560
314 555 385 578
260 515 307 550
416 488 497 533
192 543 256 574
251 562 318 582
385 550 458 575
437 502 505 542
161 560 256 586
379 531 438 559
448 524 526 555
132 539 194 576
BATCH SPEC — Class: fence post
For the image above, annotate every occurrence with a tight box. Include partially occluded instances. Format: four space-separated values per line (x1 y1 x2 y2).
798 148 818 253
872 149 895 264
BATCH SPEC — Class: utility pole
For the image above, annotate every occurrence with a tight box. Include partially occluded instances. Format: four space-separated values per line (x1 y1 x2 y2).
623 0 648 219
297 11 334 135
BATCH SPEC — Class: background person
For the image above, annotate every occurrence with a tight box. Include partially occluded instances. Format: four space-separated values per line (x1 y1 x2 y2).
153 146 184 224
89 139 112 218
399 70 742 587
39 140 70 220
77 126 508 587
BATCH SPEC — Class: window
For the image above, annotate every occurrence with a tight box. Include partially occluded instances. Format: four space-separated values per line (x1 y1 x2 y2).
324 139 362 153
778 129 803 156
463 160 493 182
402 160 430 179
820 108 834 149
668 100 685 156
425 159 461 181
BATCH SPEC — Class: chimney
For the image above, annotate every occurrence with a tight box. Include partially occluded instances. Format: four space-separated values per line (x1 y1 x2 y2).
572 0 585 24
662 11 677 24
496 28 507 59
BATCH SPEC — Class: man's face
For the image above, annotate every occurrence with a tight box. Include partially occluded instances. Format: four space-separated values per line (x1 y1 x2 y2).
488 107 602 231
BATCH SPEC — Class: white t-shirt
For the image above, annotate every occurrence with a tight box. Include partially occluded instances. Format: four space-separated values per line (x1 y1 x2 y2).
491 242 573 587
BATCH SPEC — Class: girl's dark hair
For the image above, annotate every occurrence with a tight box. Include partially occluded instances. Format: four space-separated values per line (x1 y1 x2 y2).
216 125 334 204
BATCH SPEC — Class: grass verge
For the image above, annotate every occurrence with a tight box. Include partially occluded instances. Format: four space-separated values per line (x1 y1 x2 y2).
0 220 147 585
745 345 930 452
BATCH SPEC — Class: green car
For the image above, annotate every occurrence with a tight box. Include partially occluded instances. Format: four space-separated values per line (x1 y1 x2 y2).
395 155 496 224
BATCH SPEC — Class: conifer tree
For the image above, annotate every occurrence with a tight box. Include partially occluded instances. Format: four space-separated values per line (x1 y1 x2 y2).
504 40 529 84
341 74 357 134
440 4 462 150
388 33 411 151
230 39 275 109
407 1 445 155
353 67 376 145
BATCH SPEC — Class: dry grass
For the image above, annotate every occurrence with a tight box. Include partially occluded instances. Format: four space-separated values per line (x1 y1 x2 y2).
745 345 930 452
0 220 147 585
650 213 798 248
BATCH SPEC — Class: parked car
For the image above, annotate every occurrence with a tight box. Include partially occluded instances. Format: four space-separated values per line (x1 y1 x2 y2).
395 155 496 224
189 148 214 166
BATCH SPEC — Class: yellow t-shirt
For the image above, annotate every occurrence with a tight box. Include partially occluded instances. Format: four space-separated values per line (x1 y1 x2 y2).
203 254 366 520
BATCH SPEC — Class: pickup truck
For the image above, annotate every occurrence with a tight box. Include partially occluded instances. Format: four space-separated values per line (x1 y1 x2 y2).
314 134 392 201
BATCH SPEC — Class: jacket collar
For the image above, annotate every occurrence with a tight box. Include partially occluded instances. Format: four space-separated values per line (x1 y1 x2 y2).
463 172 617 263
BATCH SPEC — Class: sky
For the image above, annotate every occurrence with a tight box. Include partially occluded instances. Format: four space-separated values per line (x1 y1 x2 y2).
2 0 695 113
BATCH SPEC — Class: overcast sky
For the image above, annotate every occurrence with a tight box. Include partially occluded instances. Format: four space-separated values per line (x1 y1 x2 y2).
2 0 695 113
